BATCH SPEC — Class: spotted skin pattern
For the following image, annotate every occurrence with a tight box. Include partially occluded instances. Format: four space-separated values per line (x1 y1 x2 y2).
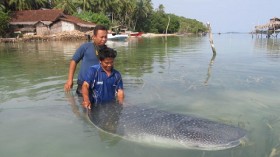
88 104 247 150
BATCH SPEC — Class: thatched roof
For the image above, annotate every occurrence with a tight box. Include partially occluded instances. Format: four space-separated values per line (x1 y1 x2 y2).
255 17 280 30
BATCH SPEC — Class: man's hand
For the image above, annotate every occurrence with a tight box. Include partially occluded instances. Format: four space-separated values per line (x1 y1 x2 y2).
82 82 91 109
64 80 73 92
65 60 77 92
82 101 91 109
117 89 124 105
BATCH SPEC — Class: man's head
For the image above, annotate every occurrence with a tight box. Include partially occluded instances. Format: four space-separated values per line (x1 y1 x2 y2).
99 47 117 72
93 25 108 46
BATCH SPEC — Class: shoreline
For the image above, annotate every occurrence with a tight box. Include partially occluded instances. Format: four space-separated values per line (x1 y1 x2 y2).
0 30 184 43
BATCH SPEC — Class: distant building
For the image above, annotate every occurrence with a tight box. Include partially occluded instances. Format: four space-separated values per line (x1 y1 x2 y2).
253 17 280 38
9 9 96 35
255 17 280 31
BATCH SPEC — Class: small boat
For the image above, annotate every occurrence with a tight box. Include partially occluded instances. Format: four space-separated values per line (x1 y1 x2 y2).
129 32 143 37
108 33 128 41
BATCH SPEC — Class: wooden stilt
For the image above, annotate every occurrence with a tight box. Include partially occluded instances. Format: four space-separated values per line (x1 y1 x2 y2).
206 22 216 54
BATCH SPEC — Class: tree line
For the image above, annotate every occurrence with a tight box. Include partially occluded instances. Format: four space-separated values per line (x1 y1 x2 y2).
0 0 207 36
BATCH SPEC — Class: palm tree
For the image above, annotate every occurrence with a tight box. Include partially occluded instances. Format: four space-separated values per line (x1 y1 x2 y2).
92 0 111 13
119 0 136 29
31 0 48 9
52 0 76 14
0 8 10 36
157 4 165 13
91 0 122 25
9 0 48 11
133 0 153 30
74 0 93 12
82 0 90 11
106 0 121 23
0 0 8 11
9 0 30 10
0 4 4 11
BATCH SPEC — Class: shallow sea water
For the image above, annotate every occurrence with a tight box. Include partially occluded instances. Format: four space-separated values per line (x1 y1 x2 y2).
0 34 280 157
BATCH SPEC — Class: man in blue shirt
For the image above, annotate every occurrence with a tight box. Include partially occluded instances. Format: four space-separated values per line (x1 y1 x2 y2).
82 47 124 109
64 25 108 95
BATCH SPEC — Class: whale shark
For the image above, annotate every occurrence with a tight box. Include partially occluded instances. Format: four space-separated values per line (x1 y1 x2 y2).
88 103 247 150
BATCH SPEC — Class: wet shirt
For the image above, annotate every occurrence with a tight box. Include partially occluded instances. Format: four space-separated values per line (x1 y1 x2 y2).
84 64 123 104
72 42 99 85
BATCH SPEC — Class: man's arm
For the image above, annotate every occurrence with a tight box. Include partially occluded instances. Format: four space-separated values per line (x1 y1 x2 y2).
64 60 77 92
117 89 124 105
82 81 91 109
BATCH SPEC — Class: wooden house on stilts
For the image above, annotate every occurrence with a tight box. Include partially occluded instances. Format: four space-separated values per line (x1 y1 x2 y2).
254 17 280 38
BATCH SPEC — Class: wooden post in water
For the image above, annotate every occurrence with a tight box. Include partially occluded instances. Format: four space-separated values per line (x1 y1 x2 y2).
204 22 217 86
207 22 217 54
165 15 170 35
164 15 170 42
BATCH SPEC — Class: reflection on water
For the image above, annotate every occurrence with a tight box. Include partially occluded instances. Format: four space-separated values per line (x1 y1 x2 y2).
0 41 82 103
254 38 280 57
1 35 280 157
65 92 84 118
204 52 217 85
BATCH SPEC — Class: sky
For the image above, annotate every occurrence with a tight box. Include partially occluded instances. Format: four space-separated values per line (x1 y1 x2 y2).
152 0 280 33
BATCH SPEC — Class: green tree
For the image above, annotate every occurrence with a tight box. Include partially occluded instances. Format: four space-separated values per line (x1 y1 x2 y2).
156 4 164 14
92 0 121 25
132 0 152 30
8 0 48 11
178 17 207 34
114 0 136 29
52 0 76 14
92 0 110 13
149 7 167 33
0 0 8 8
106 0 121 24
2 0 207 35
166 14 180 33
74 11 110 27
81 0 92 11
74 0 93 12
8 0 29 10
0 4 5 11
0 11 10 37
31 0 49 9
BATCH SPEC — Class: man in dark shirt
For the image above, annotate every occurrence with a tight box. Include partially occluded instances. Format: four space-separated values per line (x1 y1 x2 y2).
82 47 124 109
64 25 108 95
